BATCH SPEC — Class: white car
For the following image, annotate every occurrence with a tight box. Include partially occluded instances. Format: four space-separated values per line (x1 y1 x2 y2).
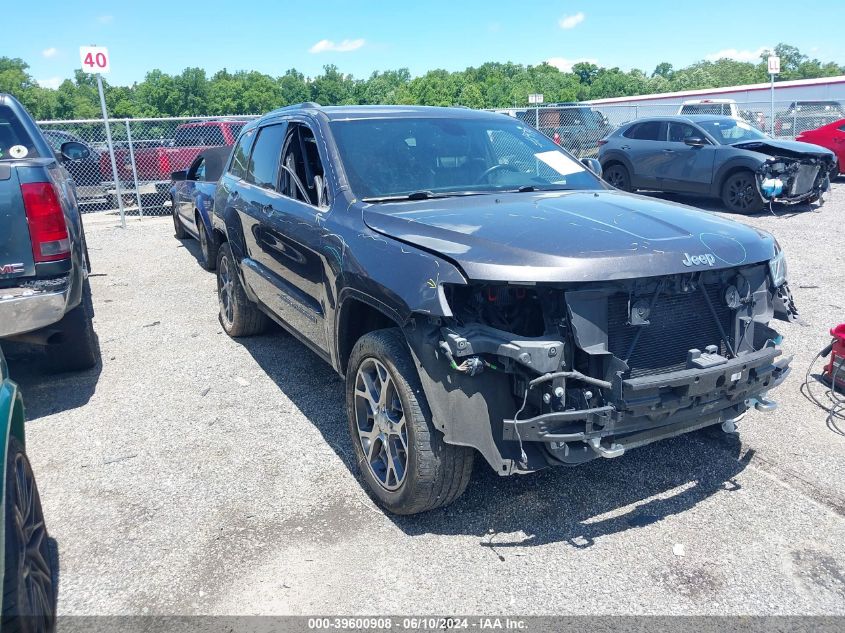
678 99 766 130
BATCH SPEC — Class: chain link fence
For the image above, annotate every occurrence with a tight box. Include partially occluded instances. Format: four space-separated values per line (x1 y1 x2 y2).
37 97 842 215
37 116 257 216
491 99 844 157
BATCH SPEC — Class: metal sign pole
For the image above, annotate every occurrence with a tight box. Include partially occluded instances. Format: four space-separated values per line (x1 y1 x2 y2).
124 120 144 217
97 73 126 228
770 74 775 136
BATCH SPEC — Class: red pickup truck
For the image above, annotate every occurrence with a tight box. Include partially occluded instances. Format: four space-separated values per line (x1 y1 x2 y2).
101 120 244 209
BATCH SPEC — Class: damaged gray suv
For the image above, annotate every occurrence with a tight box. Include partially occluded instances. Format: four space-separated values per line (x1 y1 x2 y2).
599 115 835 213
213 105 797 514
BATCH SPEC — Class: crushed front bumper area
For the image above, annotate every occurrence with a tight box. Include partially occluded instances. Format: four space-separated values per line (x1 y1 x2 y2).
502 346 790 464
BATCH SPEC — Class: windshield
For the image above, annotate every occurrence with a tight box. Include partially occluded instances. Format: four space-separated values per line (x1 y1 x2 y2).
697 118 768 144
330 116 602 200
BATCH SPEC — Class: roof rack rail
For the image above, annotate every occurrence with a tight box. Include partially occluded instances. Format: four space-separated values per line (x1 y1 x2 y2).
267 102 323 115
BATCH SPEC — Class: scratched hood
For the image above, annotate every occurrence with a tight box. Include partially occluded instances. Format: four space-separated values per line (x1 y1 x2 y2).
362 190 777 282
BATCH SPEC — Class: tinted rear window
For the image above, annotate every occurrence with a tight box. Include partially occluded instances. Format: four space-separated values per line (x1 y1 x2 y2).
228 130 254 179
623 121 665 141
0 105 38 160
246 124 286 189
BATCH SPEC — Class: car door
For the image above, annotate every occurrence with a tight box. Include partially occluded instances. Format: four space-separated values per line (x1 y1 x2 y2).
658 122 717 193
259 121 333 354
623 120 668 188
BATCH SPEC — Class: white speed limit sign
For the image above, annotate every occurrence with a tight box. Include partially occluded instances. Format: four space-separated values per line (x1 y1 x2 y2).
79 46 111 74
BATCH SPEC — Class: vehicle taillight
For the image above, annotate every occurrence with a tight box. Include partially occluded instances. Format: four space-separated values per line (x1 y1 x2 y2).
552 132 561 145
21 182 70 262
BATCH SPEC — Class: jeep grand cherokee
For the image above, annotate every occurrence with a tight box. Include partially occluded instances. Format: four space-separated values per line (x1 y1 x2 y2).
211 104 795 515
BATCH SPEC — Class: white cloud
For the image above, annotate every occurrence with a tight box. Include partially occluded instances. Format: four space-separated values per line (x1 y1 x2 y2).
42 47 58 58
705 46 770 62
558 12 585 30
309 38 366 53
545 57 598 73
97 15 114 24
37 77 63 89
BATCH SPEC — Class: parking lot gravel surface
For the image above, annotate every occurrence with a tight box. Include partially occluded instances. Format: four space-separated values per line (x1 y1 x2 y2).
8 184 845 615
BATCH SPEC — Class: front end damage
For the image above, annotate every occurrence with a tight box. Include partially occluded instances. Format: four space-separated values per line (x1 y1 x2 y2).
406 262 796 475
741 142 834 205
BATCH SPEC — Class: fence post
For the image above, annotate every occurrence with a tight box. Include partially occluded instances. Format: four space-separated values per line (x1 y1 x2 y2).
535 106 539 131
124 120 144 217
97 74 126 228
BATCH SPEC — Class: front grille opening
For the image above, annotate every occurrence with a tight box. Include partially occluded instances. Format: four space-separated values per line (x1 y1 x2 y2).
607 284 733 378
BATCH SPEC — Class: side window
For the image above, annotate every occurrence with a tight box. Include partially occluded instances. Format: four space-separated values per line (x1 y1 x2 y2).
623 121 665 141
668 122 703 143
279 124 329 208
245 124 287 190
190 159 206 181
228 129 255 179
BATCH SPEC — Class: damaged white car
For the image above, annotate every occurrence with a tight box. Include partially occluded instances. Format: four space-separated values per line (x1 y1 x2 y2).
599 115 836 213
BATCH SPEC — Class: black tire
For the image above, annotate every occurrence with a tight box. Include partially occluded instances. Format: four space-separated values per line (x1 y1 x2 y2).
172 198 188 239
603 163 633 192
44 280 100 374
346 328 474 515
721 170 764 214
2 436 57 633
197 214 218 271
216 242 268 337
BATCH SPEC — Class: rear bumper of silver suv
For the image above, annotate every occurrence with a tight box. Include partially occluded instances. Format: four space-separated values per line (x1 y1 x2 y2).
0 276 71 337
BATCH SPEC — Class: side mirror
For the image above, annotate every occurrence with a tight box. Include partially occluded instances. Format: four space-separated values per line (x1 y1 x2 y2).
684 137 706 147
581 157 603 178
171 170 188 181
60 141 90 161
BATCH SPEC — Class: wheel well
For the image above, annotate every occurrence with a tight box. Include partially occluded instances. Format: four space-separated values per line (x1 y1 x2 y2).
337 298 400 374
719 166 756 192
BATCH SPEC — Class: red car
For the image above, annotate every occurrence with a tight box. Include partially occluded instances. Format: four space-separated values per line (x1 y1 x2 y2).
796 118 845 176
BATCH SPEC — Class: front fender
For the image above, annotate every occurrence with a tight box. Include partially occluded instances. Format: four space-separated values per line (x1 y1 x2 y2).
340 226 467 322
713 155 766 194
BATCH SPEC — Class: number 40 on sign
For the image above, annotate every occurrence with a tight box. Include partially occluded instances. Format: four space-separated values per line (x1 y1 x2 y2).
79 46 110 74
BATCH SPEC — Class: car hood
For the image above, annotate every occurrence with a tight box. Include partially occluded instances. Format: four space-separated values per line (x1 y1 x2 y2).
732 138 835 160
362 190 776 282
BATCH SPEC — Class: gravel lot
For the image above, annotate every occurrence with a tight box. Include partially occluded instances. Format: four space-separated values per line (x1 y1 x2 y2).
7 183 845 615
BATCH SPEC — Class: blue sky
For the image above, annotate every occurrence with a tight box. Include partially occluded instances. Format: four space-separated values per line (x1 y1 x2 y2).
4 0 843 88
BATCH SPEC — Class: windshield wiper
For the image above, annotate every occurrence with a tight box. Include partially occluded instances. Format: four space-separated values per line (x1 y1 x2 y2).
501 185 575 193
362 190 485 203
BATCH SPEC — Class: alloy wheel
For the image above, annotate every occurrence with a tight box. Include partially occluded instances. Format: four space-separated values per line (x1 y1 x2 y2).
218 254 234 326
606 166 627 189
728 175 757 211
11 452 54 630
353 358 408 491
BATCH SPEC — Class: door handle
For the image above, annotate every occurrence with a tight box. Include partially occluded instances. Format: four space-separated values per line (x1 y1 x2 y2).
262 204 273 214
620 145 630 150
663 148 674 152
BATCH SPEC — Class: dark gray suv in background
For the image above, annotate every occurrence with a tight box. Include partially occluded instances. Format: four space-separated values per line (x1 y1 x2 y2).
598 115 835 213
